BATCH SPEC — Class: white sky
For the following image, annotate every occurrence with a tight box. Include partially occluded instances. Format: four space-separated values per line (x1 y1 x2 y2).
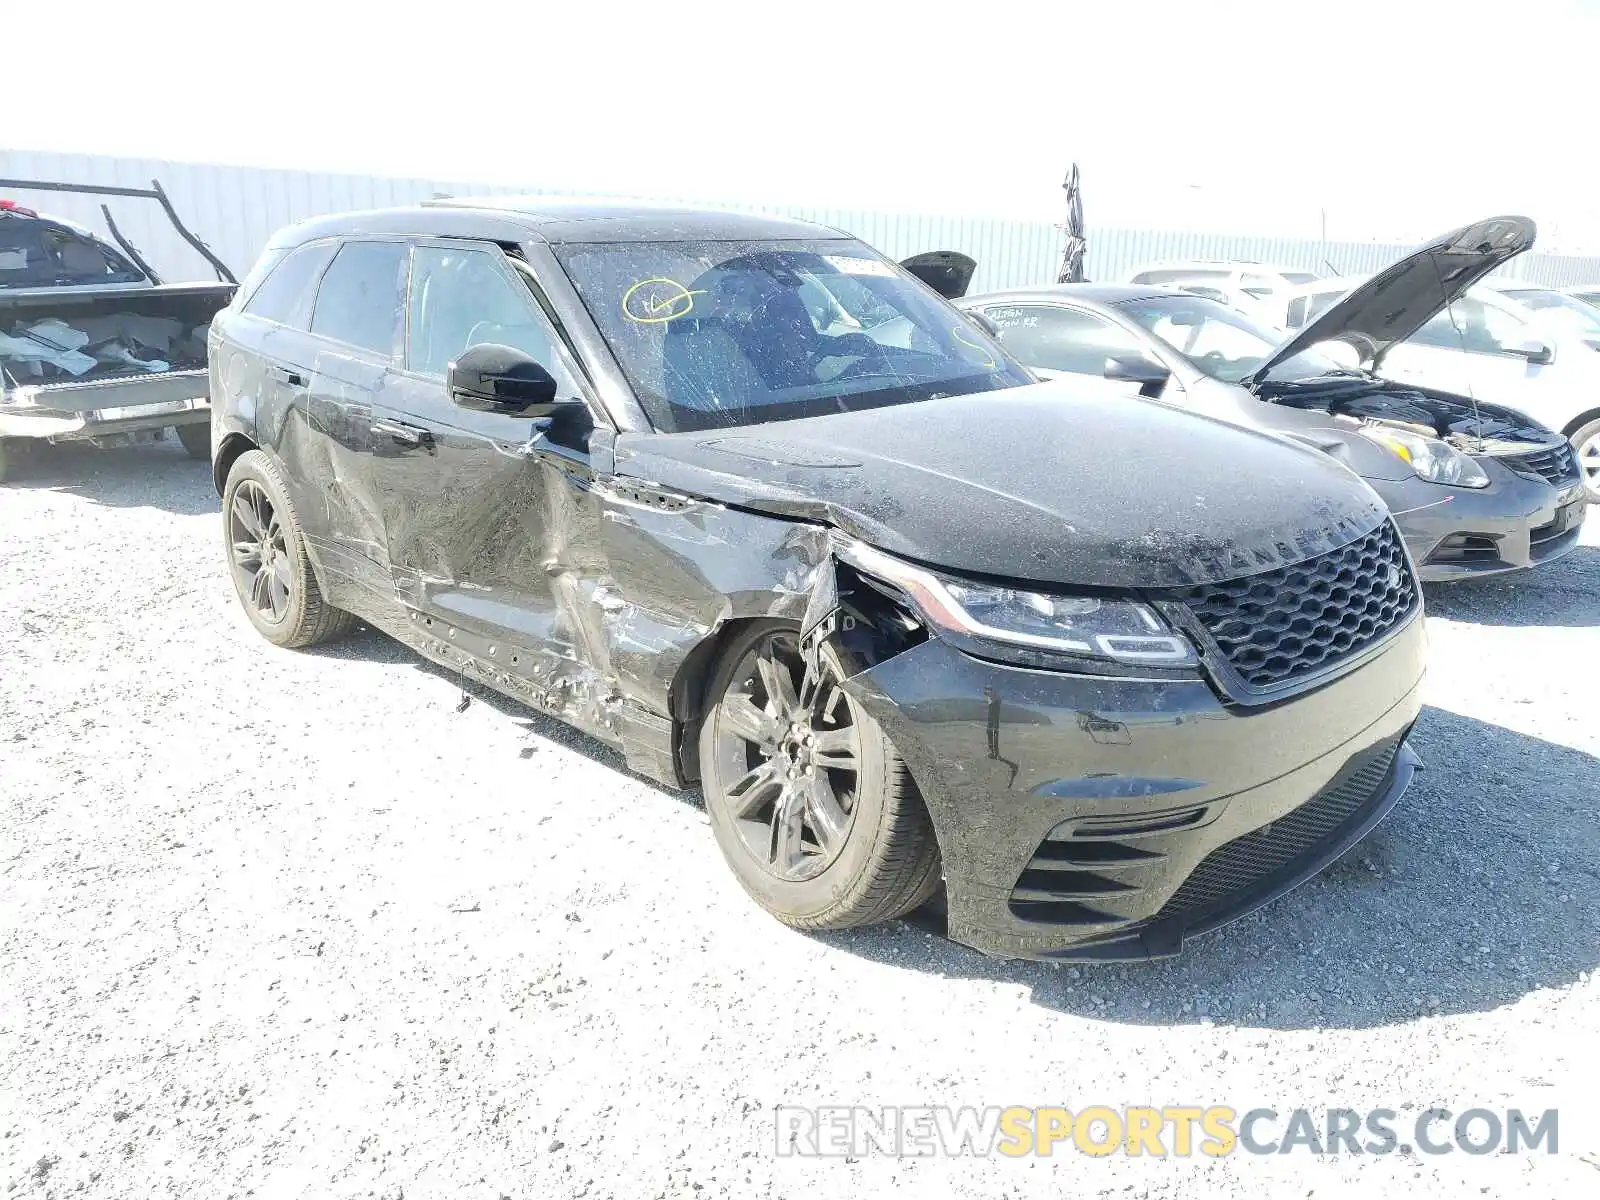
11 0 1600 249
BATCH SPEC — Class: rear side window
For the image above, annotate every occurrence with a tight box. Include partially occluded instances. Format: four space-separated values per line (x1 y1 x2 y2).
241 241 336 328
980 304 1140 375
309 241 408 356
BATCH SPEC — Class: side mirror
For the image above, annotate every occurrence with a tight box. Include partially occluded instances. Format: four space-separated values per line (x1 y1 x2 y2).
1513 337 1553 365
966 310 1001 337
447 343 571 417
1104 354 1171 395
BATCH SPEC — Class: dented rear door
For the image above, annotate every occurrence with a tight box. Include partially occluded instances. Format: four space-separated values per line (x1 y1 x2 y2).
295 239 410 605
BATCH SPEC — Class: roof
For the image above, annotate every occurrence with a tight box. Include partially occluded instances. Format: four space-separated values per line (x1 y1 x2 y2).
961 283 1184 307
267 197 845 250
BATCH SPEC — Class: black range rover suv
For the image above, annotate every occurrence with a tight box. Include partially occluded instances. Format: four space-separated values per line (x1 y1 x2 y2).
208 198 1426 961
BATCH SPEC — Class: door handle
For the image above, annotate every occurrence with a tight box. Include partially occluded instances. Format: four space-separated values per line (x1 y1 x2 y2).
269 365 306 386
372 418 434 447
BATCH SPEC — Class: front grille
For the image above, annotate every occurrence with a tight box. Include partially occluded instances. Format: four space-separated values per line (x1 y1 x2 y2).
1164 522 1418 691
1505 442 1580 487
1153 737 1402 924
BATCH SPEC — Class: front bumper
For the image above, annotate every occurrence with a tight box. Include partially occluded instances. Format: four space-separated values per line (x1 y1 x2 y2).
0 370 210 442
1378 466 1587 582
842 612 1426 961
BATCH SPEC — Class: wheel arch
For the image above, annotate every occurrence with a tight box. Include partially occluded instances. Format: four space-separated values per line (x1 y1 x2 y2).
1561 407 1600 439
670 615 791 786
213 431 258 496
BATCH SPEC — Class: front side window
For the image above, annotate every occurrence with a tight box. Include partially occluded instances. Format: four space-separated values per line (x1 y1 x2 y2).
551 238 1029 432
980 304 1142 375
1500 289 1600 340
1117 293 1341 383
309 240 407 356
406 245 576 390
241 241 337 328
1408 296 1532 355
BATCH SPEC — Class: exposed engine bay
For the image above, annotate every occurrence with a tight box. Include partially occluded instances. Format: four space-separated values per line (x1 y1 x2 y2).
1253 374 1558 455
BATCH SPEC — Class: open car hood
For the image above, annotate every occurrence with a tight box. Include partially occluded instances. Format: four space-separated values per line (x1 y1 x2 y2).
1246 215 1535 386
899 251 976 300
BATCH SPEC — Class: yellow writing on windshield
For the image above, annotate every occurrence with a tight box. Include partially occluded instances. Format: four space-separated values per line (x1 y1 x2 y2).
622 278 706 324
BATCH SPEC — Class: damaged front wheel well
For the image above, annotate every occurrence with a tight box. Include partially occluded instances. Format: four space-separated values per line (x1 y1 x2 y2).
671 616 773 785
669 564 929 785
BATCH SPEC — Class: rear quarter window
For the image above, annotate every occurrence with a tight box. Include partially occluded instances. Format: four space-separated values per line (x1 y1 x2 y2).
241 241 337 329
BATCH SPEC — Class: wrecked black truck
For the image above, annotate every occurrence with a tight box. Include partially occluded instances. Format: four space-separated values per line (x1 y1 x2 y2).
0 179 236 483
209 199 1425 961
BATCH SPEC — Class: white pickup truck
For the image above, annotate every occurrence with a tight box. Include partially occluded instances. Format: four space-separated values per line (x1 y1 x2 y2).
0 178 237 483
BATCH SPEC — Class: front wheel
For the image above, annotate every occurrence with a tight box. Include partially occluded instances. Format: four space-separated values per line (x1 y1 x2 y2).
222 450 354 648
699 621 941 930
1570 416 1600 503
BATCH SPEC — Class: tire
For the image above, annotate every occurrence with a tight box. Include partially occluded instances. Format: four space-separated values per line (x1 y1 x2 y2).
1569 415 1600 503
175 420 211 461
699 620 942 930
0 439 11 485
222 449 355 648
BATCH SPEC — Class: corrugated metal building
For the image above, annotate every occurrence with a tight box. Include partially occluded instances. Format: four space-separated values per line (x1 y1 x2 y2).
5 148 1600 292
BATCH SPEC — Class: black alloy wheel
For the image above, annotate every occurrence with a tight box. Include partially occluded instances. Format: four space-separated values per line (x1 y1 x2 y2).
710 630 863 882
221 449 354 648
228 478 293 625
700 620 943 930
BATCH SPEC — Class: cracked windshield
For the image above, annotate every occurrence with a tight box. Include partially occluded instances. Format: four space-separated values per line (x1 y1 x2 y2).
553 239 1030 431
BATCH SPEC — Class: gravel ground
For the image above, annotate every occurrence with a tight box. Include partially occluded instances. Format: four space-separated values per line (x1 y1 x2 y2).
3 438 1598 1199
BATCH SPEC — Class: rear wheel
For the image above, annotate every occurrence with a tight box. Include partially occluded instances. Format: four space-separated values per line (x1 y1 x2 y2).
222 450 355 648
699 621 941 930
1570 416 1600 503
175 420 211 461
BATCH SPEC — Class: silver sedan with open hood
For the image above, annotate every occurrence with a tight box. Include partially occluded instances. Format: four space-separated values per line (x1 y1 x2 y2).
962 216 1587 581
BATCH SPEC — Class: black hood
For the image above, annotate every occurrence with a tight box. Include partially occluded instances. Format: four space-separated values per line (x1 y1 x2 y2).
899 251 977 300
1249 214 1536 385
612 383 1388 589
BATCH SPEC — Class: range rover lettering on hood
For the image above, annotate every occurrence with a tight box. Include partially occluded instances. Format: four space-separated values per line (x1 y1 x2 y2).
1247 214 1536 386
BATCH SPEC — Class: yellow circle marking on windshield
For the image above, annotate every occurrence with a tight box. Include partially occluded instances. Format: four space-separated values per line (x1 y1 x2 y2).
622 278 706 324
951 325 997 369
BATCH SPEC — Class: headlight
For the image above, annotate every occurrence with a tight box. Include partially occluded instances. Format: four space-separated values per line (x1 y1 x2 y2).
1362 427 1490 488
839 542 1197 670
